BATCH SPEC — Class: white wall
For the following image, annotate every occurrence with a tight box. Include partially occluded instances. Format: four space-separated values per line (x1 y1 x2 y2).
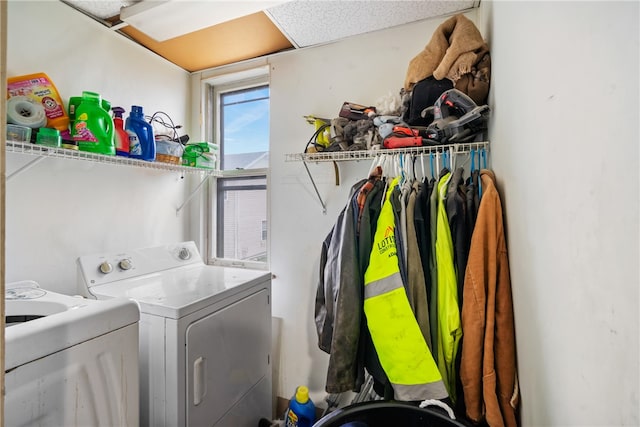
6 1 192 294
486 1 639 425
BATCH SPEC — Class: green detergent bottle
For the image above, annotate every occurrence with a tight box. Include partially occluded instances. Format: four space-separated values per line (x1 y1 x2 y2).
72 91 115 156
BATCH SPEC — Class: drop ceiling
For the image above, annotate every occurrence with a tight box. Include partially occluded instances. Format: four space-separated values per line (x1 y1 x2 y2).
62 0 479 73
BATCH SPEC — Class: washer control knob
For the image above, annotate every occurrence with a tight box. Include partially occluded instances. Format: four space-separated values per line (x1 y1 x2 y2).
119 259 133 270
99 261 113 274
178 247 191 260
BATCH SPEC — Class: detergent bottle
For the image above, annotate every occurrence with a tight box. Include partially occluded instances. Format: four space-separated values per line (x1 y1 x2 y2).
112 107 130 157
72 91 115 156
284 386 316 427
125 105 155 161
69 96 111 122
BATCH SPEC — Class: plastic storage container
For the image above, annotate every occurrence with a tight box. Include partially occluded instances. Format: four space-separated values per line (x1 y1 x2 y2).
285 386 316 427
36 127 61 148
155 139 184 164
72 91 115 156
6 124 31 143
126 105 155 161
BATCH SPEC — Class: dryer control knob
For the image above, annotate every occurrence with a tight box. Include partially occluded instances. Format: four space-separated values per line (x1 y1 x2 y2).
99 261 113 274
119 259 133 270
178 247 191 260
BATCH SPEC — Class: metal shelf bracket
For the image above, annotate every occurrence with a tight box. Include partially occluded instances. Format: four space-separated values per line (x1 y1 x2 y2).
7 155 47 182
302 160 326 214
300 160 340 215
176 173 211 216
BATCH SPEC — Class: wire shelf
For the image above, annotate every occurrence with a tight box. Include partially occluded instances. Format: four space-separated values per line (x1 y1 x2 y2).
285 140 490 214
6 140 219 176
285 141 489 163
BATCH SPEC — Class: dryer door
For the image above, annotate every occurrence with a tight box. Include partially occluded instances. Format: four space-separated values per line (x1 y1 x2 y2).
186 288 271 427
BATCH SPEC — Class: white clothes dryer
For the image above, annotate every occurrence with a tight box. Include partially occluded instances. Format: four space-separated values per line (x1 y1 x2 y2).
77 241 272 427
5 280 139 427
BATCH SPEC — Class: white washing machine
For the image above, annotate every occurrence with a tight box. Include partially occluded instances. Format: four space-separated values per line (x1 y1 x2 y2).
5 280 140 427
77 241 273 427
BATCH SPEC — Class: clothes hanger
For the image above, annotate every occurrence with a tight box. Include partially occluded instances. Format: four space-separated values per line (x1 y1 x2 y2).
379 154 390 208
470 148 476 172
477 149 483 199
420 153 426 182
450 144 458 171
410 154 416 183
368 153 382 177
403 153 413 184
429 152 435 181
443 151 453 186
383 154 393 180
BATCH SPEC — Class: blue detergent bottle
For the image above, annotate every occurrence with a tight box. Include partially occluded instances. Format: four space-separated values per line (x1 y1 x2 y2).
125 105 155 161
284 386 316 427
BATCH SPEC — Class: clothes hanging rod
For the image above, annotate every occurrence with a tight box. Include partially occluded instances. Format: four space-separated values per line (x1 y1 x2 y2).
285 141 489 163
289 141 490 214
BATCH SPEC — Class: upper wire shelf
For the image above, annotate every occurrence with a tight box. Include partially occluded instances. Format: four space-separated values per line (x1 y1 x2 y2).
6 140 219 176
285 141 489 163
285 141 490 214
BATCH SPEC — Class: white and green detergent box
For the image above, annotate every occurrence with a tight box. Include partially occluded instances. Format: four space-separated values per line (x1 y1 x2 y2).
182 142 218 169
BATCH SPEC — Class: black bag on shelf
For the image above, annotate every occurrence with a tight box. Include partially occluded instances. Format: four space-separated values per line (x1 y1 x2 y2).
402 76 453 127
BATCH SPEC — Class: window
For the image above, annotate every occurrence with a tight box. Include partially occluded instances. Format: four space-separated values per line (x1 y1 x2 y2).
216 176 267 263
206 70 269 268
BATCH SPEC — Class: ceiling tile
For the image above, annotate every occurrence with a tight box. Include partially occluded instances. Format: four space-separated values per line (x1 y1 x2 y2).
119 0 287 41
120 12 294 72
63 0 139 19
265 0 477 48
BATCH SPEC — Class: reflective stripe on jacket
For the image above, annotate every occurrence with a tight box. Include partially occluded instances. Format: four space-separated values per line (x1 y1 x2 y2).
364 177 448 401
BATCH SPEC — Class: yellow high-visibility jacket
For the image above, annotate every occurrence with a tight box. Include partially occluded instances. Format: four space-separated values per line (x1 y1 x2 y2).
435 171 463 402
364 177 448 401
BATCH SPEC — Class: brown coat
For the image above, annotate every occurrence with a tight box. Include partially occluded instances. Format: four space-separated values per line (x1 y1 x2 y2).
460 170 519 427
404 14 491 106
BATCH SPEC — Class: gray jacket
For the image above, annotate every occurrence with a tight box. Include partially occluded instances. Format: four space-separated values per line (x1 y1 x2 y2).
315 179 366 393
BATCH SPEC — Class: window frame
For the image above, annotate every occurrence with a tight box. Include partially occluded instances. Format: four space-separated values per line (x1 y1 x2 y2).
204 70 270 270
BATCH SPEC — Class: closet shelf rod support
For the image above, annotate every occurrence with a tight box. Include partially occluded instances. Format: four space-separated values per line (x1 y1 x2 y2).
303 160 327 214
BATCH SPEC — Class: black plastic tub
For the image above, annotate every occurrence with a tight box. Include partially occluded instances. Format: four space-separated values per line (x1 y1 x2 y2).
312 401 470 427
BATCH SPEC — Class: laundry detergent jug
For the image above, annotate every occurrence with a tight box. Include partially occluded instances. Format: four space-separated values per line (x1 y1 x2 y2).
72 91 115 156
284 386 316 427
126 105 155 161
